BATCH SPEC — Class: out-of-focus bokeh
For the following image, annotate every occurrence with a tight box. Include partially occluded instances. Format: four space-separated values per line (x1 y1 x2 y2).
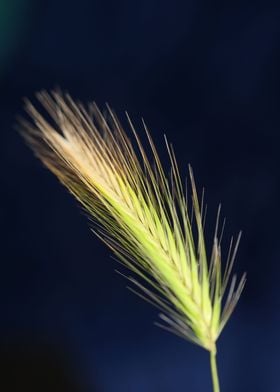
1 1 280 391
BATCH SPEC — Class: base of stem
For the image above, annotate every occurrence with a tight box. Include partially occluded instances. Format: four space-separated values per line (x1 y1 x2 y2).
210 350 220 392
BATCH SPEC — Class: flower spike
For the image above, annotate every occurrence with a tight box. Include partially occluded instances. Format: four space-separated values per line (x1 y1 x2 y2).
19 91 245 355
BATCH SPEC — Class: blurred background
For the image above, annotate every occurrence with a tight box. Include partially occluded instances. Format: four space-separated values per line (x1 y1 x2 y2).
0 0 280 391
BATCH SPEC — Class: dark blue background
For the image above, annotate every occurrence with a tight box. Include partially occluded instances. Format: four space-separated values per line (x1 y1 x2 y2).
1 1 280 391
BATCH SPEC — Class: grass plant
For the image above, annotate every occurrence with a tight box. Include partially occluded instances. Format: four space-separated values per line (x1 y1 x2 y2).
20 91 246 392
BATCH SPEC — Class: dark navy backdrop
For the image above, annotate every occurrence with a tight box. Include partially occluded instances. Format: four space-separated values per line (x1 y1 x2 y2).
1 1 280 391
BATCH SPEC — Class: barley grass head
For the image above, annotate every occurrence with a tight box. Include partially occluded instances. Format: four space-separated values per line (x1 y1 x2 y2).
19 91 245 354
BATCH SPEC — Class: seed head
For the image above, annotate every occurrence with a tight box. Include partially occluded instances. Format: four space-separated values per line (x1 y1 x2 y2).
19 91 246 353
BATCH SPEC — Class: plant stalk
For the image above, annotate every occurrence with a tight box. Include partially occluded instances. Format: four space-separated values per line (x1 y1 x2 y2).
210 349 220 392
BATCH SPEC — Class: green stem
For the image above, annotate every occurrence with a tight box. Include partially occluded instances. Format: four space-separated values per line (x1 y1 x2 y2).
210 350 220 392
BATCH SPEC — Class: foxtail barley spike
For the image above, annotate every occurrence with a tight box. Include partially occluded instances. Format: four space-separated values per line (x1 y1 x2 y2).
19 91 245 355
